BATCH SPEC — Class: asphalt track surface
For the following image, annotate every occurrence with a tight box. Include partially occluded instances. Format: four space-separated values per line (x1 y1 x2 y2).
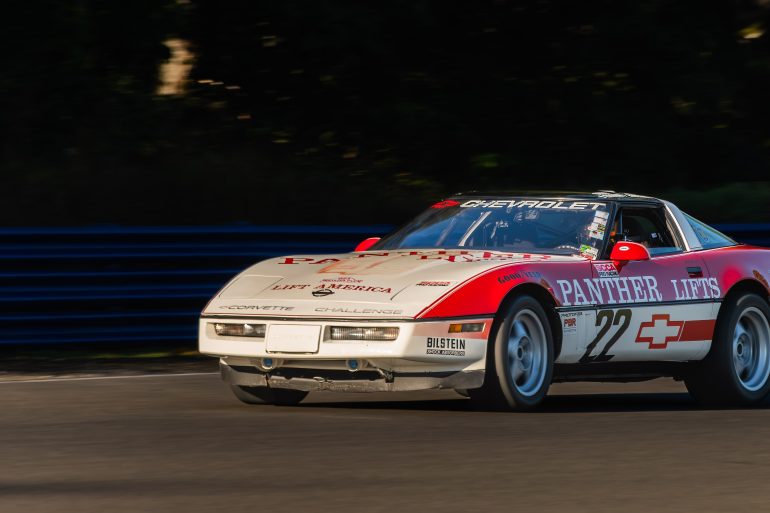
4 373 770 513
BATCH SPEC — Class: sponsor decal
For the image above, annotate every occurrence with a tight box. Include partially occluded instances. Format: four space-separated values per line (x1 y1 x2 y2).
314 284 393 293
670 278 721 300
314 307 403 315
422 252 552 263
219 305 295 311
431 200 461 209
557 276 663 306
278 257 341 265
460 200 605 211
588 228 605 240
272 284 311 290
498 270 543 284
279 251 555 266
560 311 583 334
635 314 716 349
579 245 599 260
562 315 578 333
321 277 362 283
416 281 451 287
272 282 392 294
592 262 619 278
588 220 607 237
426 337 466 356
312 289 334 297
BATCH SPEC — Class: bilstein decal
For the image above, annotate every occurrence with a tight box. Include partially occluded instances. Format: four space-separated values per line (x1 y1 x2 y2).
427 337 466 356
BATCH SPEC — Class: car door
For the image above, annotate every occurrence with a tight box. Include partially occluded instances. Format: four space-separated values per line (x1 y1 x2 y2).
578 204 719 363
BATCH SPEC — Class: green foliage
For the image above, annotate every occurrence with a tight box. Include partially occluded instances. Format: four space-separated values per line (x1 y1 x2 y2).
664 182 770 223
1 1 769 225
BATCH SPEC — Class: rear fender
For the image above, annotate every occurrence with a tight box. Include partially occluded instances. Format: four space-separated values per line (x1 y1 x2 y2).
701 246 770 302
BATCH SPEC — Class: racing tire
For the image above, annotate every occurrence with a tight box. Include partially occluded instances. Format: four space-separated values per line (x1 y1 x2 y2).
469 294 554 411
685 293 770 407
230 385 308 406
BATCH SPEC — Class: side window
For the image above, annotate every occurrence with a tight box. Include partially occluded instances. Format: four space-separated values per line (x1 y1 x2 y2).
607 207 683 257
685 214 737 250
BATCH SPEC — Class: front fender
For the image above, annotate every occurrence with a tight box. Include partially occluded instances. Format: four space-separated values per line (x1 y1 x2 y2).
416 261 591 319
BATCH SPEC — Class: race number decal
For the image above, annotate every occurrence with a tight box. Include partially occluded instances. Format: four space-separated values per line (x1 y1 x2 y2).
579 309 632 363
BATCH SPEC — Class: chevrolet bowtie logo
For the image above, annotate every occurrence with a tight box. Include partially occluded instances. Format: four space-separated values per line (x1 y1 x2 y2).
635 314 684 349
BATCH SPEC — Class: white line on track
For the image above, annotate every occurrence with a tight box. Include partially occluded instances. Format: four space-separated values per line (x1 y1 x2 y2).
0 372 219 384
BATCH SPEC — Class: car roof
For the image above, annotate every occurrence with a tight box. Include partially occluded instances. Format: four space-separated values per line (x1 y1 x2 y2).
451 190 662 204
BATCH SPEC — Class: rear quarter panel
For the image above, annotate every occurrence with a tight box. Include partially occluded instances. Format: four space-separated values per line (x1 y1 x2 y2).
701 246 770 299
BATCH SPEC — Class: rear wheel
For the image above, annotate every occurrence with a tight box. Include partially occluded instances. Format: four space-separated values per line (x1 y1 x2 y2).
230 385 308 406
469 295 554 410
685 293 770 406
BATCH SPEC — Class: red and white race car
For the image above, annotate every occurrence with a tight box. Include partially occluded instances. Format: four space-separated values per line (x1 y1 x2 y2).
199 192 770 410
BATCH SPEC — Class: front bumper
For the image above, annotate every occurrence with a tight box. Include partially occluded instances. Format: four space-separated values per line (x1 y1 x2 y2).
199 315 491 377
220 361 485 392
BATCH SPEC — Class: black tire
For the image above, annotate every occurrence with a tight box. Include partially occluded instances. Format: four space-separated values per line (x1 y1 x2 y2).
230 385 308 406
685 293 770 407
469 294 554 411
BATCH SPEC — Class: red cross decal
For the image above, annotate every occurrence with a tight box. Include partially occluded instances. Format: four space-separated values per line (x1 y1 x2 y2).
635 314 684 349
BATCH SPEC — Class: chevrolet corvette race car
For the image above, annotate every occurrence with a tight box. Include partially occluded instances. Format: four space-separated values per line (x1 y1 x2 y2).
199 192 770 410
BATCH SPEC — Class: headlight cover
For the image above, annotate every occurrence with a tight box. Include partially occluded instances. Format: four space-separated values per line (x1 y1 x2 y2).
329 326 399 341
213 323 266 338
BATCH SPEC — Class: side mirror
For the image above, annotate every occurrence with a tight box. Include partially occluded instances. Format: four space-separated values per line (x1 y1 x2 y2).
610 241 651 264
354 237 381 252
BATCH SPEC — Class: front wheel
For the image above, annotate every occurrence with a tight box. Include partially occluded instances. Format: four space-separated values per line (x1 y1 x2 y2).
685 293 770 406
230 385 308 406
469 295 554 411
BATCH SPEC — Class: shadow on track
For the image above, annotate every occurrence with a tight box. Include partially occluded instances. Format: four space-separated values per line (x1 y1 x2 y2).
295 392 770 413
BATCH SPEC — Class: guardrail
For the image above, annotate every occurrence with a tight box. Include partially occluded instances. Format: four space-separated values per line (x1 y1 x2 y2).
1 224 767 346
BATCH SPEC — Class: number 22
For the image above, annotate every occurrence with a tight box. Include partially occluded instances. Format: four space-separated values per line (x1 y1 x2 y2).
579 309 632 363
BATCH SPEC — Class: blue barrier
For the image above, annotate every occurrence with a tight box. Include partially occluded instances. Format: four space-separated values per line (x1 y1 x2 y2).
0 225 392 345
0 224 767 346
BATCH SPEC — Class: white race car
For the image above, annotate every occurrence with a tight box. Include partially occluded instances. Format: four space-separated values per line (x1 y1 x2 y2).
199 192 770 410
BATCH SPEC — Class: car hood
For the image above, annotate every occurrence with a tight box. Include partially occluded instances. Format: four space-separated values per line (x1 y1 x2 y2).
203 249 578 318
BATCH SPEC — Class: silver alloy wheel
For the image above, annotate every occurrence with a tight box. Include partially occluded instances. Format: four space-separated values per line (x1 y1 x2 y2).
732 306 770 392
507 308 548 397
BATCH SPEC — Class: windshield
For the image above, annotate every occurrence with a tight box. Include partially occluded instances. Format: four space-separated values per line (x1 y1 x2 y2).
374 197 611 258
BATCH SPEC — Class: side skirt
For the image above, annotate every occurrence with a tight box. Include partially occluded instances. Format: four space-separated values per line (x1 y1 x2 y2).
553 361 692 383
